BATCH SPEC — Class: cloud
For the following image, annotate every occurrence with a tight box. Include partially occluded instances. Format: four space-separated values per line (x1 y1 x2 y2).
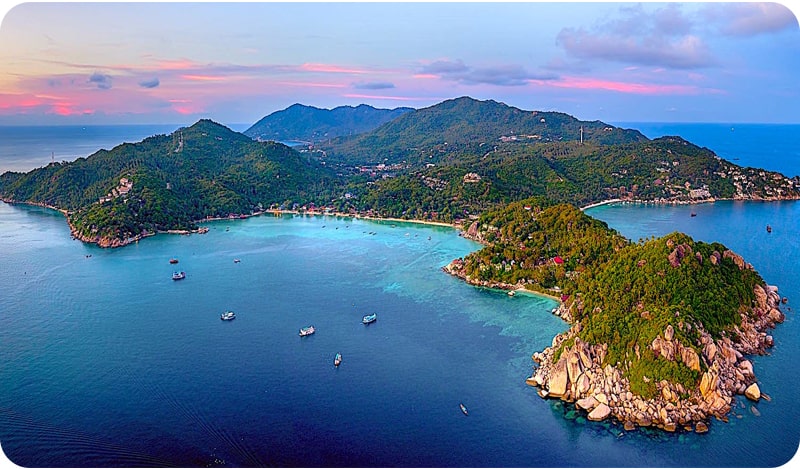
539 75 717 95
420 60 470 75
702 3 798 37
88 72 112 89
556 4 714 69
299 63 369 74
418 59 557 87
352 81 395 90
342 93 433 102
180 74 225 81
138 77 160 88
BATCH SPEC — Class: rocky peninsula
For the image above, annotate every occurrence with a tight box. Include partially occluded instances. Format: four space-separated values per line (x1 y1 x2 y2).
526 277 784 433
443 199 788 433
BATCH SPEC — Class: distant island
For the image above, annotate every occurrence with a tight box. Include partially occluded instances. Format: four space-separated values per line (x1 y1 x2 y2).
0 97 792 432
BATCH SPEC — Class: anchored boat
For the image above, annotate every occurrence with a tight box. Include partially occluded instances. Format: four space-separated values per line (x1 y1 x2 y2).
299 325 316 336
220 311 236 321
172 271 186 280
362 313 377 324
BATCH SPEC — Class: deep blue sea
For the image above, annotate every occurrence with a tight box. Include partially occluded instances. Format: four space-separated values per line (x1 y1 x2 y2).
1 123 799 467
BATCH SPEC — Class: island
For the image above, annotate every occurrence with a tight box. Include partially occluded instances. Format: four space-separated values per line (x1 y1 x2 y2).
445 197 785 432
2 97 798 249
0 97 792 432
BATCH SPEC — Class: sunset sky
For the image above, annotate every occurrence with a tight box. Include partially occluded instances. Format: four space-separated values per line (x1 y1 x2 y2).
0 2 798 126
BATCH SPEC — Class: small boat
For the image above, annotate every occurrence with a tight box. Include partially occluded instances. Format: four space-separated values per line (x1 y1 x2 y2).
508 290 516 296
220 311 236 321
690 212 697 217
299 325 316 336
362 313 377 324
334 352 342 367
233 258 241 263
460 403 468 416
172 271 186 280
767 224 772 233
169 258 179 264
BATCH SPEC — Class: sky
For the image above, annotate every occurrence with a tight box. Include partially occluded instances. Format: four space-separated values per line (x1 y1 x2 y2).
0 1 798 127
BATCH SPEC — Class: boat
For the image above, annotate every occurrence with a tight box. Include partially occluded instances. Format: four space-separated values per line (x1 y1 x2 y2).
508 290 516 296
460 403 469 416
233 258 241 263
172 271 186 280
767 224 772 233
690 212 697 217
334 352 342 367
362 313 377 324
169 258 179 264
220 311 236 321
299 325 316 336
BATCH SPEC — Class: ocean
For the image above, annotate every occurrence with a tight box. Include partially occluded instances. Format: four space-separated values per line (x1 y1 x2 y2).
0 124 799 467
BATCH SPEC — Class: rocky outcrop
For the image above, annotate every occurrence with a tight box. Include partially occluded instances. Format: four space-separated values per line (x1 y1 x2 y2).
745 383 761 401
526 281 785 433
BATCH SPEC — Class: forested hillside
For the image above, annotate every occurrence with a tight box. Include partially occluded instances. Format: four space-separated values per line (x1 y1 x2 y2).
0 120 338 245
244 103 412 143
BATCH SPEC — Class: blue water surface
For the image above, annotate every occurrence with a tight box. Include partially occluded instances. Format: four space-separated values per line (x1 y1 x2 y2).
1 122 800 467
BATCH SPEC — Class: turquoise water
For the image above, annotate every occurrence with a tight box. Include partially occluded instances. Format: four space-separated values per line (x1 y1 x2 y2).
1 121 800 466
2 200 798 467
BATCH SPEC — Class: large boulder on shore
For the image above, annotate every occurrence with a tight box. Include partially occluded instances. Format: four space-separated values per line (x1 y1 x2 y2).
745 383 761 401
588 403 611 421
576 396 599 411
548 357 569 398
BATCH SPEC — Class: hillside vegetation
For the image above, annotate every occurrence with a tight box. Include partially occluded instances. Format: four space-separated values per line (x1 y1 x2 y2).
456 199 766 397
0 120 337 245
2 97 799 245
244 103 412 143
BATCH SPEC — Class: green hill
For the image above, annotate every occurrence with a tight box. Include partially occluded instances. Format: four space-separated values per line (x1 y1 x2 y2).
321 96 647 166
244 103 412 143
0 119 338 246
3 97 799 245
345 134 800 222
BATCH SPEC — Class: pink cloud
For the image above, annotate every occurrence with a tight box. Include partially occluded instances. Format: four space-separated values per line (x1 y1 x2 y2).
155 59 201 70
300 63 369 74
180 74 225 81
536 76 712 95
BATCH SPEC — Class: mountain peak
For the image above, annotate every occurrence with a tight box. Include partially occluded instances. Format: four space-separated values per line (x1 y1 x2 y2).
244 103 413 142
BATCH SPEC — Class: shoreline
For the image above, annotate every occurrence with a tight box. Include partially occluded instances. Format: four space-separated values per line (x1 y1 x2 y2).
582 194 800 212
4 193 800 249
198 209 462 230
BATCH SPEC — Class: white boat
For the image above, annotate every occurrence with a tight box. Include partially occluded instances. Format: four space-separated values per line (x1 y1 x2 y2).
334 352 342 367
299 325 316 336
172 271 186 280
362 313 377 324
220 311 236 321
